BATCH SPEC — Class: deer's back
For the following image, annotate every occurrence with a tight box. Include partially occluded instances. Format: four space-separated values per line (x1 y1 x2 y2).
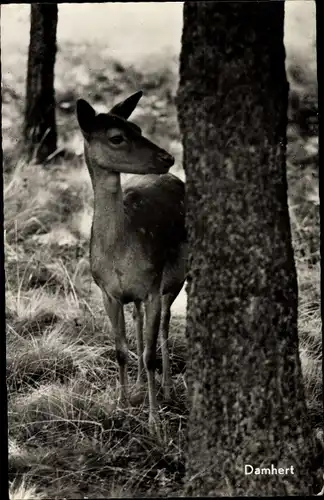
123 173 186 266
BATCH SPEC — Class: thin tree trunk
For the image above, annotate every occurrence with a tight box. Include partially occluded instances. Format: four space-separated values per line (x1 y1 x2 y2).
24 4 58 163
177 1 317 496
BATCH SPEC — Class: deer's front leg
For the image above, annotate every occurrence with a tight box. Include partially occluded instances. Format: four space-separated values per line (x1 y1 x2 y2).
133 300 145 389
103 292 128 405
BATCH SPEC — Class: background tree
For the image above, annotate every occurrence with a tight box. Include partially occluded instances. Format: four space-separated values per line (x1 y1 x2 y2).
24 3 58 163
177 1 318 496
316 0 323 284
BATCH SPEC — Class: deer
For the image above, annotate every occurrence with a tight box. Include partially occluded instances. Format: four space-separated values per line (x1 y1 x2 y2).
76 91 186 429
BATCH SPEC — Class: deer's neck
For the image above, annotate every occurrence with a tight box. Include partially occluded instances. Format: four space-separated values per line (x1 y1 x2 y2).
90 166 126 252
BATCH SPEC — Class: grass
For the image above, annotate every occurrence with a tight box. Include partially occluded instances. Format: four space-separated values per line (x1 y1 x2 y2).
3 33 321 497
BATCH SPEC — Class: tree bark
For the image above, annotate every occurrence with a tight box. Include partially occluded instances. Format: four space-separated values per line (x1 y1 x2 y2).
177 1 317 496
24 4 58 163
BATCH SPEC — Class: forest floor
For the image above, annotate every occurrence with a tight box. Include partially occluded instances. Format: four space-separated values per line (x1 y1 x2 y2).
2 5 322 498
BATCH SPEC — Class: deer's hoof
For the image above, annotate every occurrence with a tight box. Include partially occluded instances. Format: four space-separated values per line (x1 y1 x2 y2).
135 378 146 393
163 385 172 403
118 391 129 408
148 411 162 439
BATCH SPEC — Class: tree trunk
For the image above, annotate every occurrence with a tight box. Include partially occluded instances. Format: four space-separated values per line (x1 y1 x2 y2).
316 1 323 272
24 4 58 163
177 1 317 496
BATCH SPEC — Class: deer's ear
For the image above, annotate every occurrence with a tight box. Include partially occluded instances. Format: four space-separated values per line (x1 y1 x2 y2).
76 99 96 134
109 91 143 119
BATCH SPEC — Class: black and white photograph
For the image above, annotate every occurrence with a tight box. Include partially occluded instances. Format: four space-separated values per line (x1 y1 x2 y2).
2 1 322 497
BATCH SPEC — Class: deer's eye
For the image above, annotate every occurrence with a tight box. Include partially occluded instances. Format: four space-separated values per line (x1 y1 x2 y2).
109 134 125 145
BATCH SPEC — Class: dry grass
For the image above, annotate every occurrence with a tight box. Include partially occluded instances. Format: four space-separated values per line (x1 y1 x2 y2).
3 22 321 498
9 476 47 500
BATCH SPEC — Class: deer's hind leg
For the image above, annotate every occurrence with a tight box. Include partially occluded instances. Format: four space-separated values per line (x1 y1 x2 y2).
143 292 162 426
160 285 183 402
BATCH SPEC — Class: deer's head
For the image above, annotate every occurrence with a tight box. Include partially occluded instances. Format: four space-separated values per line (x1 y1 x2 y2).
76 91 174 175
